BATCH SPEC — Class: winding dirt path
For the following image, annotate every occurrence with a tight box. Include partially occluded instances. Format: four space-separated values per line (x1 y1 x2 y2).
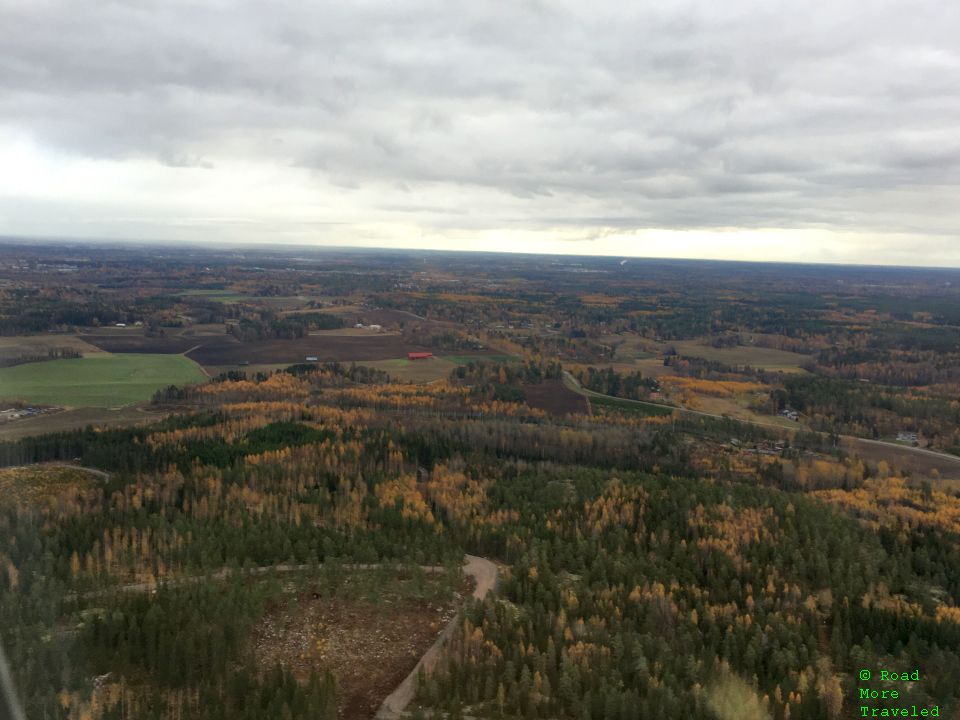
375 554 498 720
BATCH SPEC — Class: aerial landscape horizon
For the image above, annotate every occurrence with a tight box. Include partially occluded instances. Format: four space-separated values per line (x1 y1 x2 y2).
4 238 960 718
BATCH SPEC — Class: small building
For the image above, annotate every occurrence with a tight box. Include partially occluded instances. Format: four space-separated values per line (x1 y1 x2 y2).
408 352 433 360
368 324 382 331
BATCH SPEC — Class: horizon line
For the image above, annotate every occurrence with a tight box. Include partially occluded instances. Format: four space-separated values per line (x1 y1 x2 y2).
1 233 959 272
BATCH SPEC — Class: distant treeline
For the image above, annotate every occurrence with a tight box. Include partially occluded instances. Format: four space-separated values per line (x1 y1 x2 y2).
573 366 658 401
0 347 81 368
227 312 345 341
0 301 128 335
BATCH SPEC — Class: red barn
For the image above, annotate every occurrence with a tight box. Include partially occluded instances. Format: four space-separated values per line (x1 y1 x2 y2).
407 352 433 360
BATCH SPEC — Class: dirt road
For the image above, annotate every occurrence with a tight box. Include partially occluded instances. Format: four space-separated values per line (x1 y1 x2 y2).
375 555 498 720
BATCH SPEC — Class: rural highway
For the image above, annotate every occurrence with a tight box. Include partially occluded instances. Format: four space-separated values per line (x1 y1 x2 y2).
562 371 960 474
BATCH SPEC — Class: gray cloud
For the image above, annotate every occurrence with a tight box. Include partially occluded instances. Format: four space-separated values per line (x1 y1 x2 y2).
1 0 959 248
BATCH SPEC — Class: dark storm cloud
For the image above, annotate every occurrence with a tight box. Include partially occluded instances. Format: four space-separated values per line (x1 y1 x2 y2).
1 0 960 239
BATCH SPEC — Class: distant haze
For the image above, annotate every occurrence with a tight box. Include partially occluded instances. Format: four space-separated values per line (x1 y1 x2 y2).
1 0 959 266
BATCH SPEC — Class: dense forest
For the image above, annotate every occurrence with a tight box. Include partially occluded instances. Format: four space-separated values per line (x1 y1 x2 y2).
2 362 959 719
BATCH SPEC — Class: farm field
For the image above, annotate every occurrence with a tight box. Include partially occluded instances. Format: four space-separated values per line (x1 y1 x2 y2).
178 289 308 304
78 333 205 354
0 354 206 407
632 357 679 378
81 324 225 337
659 339 813 372
843 437 960 480
522 378 589 416
598 334 660 362
363 354 513 383
362 357 457 383
0 405 162 440
600 333 813 372
80 331 437 365
0 334 107 362
691 395 799 427
583 359 679 379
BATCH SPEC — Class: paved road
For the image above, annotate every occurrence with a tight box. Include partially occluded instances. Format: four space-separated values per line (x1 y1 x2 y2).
375 555 498 720
562 371 960 474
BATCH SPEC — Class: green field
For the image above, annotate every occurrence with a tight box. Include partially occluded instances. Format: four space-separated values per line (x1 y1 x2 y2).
440 354 517 365
0 354 206 407
363 357 457 383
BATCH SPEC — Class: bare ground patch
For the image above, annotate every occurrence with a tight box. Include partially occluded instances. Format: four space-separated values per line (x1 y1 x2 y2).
79 332 435 365
253 575 467 720
78 333 205 354
523 379 588 416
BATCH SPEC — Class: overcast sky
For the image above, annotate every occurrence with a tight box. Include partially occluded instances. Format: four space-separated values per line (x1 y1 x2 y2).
1 0 959 265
